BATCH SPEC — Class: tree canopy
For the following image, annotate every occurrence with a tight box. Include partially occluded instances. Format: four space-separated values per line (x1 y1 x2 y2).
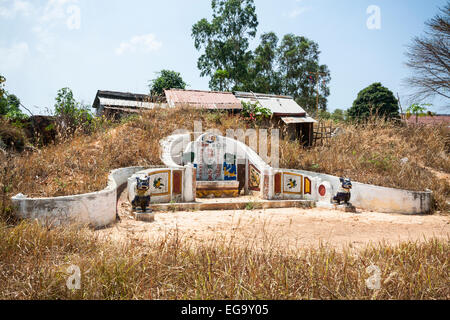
278 34 331 113
348 83 399 121
149 70 187 96
192 0 258 91
192 0 331 112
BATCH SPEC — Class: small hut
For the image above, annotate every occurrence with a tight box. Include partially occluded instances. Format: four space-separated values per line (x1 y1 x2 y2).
234 92 317 146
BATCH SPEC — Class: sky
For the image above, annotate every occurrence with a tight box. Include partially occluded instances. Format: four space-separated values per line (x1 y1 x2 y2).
1 0 449 115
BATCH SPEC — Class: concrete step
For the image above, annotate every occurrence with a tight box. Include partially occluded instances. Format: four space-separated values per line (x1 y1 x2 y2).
150 199 315 212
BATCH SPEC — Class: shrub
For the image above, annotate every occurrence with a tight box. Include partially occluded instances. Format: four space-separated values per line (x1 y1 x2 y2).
348 83 400 121
241 101 272 122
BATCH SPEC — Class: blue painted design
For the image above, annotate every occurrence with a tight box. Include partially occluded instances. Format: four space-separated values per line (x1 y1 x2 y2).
223 163 237 181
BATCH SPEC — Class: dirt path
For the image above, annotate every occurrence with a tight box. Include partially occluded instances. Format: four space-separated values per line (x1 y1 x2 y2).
98 190 450 251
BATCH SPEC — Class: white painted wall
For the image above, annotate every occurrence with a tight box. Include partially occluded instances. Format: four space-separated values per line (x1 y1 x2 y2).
282 169 432 214
11 166 147 228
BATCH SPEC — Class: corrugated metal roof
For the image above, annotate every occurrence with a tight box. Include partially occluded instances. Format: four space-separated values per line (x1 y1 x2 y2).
281 116 318 124
165 89 242 110
234 91 306 115
103 106 140 113
92 90 166 109
98 97 166 109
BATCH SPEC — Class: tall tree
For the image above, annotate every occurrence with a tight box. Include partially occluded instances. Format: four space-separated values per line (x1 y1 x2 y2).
192 0 258 91
247 32 282 94
404 3 450 101
149 70 186 96
348 83 399 121
278 34 331 113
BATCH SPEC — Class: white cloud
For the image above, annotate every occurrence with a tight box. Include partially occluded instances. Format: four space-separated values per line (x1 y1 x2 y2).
0 0 34 18
32 0 81 56
115 34 162 56
0 42 29 70
288 7 308 18
40 0 76 23
288 0 310 19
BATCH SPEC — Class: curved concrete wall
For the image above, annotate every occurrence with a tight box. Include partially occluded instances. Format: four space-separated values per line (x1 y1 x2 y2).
11 166 147 228
127 166 196 204
161 132 270 172
281 169 433 214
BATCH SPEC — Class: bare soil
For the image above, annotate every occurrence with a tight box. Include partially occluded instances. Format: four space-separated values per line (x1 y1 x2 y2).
98 190 450 251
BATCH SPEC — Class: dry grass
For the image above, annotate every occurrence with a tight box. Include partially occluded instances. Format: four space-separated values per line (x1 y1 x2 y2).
281 120 450 212
1 108 448 211
0 221 448 300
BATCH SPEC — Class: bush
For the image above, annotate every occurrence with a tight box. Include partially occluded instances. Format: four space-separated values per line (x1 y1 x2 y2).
348 83 400 121
53 88 99 139
149 70 186 96
0 118 27 152
241 101 272 122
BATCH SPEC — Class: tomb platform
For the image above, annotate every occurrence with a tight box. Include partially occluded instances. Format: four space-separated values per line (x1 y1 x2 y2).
196 180 240 198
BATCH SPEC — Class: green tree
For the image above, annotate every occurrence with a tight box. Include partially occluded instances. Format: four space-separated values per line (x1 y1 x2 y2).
348 83 399 121
54 87 93 135
278 34 331 113
0 75 5 99
210 69 231 92
247 32 282 94
331 108 346 122
192 0 258 91
406 103 434 124
149 70 186 96
0 75 28 120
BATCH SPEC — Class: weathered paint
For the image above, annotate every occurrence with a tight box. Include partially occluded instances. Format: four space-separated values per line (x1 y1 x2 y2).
11 166 148 228
284 169 433 215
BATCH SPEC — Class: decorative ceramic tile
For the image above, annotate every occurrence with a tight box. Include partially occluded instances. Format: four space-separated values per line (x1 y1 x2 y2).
283 172 302 194
304 177 311 195
223 163 237 181
149 170 171 196
172 171 182 195
249 164 260 191
274 173 282 194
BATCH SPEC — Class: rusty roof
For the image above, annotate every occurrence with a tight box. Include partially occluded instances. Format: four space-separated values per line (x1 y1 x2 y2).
164 89 242 110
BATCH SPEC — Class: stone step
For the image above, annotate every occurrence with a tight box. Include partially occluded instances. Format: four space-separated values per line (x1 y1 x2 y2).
132 211 155 222
150 199 315 212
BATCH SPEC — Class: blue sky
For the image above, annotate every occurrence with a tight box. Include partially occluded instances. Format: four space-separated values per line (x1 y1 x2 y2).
1 0 449 115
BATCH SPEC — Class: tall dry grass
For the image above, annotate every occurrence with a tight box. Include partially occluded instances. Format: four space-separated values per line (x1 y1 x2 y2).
281 119 450 212
0 221 448 300
1 108 449 211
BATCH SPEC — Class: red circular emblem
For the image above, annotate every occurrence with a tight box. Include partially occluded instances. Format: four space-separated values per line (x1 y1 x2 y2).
318 185 326 197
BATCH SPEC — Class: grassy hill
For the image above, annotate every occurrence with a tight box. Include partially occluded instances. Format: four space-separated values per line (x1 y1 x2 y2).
1 108 448 214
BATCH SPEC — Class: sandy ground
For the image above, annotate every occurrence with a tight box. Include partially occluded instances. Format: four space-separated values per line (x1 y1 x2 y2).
97 190 450 251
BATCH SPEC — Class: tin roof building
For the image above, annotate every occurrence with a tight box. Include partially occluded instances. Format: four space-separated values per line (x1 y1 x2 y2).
92 90 167 117
234 92 317 146
164 89 242 110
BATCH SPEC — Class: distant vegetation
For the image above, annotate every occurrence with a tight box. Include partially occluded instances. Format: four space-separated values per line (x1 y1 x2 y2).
149 69 187 96
0 75 28 121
